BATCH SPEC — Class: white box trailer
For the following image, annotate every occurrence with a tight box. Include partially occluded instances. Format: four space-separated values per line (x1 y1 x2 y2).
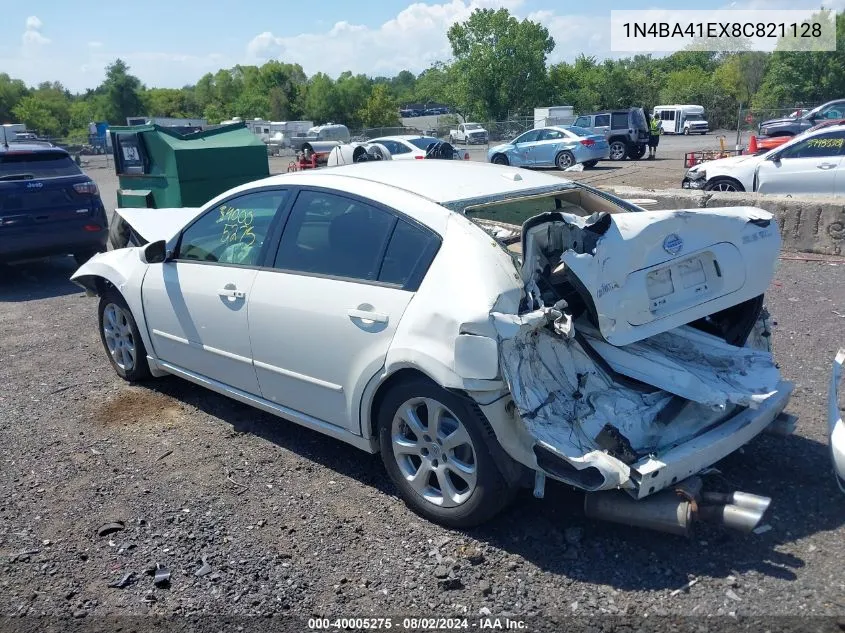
534 106 574 128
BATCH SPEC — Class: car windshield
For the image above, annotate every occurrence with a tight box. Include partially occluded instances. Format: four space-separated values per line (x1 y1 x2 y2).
0 151 81 178
407 137 440 150
686 114 703 121
465 124 482 130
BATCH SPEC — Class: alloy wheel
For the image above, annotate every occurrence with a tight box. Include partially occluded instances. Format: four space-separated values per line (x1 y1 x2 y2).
102 303 136 371
391 397 478 508
609 141 626 160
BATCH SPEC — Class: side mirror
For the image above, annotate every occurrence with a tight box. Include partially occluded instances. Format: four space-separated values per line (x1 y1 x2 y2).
140 239 168 264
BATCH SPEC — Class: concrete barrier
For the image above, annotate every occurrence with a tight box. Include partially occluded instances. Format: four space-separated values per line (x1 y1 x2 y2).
603 186 845 256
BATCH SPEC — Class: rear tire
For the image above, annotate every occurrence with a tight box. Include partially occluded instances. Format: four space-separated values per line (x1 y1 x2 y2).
555 150 576 170
98 290 152 383
629 144 646 160
378 377 517 528
608 140 627 161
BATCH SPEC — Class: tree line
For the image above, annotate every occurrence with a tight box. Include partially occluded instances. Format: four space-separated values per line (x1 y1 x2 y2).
2 8 843 140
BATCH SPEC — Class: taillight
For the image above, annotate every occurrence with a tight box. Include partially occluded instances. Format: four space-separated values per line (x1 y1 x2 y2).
83 224 102 232
74 181 99 195
580 139 595 147
415 155 425 159
463 152 470 160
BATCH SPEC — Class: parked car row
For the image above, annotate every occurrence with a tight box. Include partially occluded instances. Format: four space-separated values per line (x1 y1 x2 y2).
400 107 450 118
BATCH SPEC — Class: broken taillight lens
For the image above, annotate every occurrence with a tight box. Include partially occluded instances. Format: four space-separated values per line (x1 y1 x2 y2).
74 181 99 195
580 139 596 147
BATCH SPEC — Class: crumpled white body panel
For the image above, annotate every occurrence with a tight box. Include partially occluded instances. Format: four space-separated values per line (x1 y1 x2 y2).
580 324 781 410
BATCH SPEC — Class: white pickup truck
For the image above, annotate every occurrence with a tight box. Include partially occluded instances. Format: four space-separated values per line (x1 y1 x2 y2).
449 122 489 145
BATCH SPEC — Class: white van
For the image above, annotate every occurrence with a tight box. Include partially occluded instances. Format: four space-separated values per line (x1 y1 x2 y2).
653 105 709 135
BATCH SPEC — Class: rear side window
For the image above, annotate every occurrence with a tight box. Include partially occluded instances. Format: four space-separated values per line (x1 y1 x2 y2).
378 220 440 288
0 152 81 178
274 190 396 282
611 112 629 129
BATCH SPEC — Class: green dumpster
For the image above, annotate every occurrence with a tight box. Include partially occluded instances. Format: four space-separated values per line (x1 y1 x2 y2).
108 122 270 247
110 122 269 209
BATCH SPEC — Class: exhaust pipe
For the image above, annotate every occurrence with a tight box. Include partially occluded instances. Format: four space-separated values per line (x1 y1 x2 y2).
584 485 771 537
584 489 694 537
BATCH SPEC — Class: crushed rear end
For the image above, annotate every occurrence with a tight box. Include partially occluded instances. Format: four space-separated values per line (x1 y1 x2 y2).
475 199 794 534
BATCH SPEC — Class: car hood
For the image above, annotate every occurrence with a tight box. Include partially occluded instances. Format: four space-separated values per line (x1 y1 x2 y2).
115 207 203 243
690 154 762 172
760 117 801 128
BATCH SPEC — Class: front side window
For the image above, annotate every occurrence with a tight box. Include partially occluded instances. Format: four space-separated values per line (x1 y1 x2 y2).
574 116 591 128
594 114 610 127
177 190 288 266
778 131 845 159
514 130 541 144
273 191 396 282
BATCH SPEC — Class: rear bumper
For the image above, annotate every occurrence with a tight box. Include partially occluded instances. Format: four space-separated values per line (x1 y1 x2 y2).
578 145 611 163
0 221 107 262
630 380 793 498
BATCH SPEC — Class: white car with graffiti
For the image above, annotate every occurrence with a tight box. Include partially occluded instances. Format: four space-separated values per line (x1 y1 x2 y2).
683 124 845 195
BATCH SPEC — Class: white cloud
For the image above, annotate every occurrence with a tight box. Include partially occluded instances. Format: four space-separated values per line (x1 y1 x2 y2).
22 15 50 53
245 0 526 76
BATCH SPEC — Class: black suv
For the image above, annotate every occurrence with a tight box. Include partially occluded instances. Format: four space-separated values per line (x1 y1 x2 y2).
573 108 650 160
0 142 108 264
759 99 845 138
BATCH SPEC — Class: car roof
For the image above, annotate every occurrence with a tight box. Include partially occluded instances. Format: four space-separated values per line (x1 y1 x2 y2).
371 135 436 142
0 142 66 154
251 160 573 206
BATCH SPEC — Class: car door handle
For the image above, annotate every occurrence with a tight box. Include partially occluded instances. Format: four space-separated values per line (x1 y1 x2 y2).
347 308 388 324
218 287 246 299
817 163 838 170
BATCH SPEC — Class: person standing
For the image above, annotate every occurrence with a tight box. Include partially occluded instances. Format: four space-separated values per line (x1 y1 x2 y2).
648 114 663 159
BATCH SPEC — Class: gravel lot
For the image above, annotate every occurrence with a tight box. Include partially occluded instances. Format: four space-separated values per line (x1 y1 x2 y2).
2 135 843 630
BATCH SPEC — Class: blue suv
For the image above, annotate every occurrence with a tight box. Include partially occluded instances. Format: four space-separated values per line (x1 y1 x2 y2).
0 142 107 264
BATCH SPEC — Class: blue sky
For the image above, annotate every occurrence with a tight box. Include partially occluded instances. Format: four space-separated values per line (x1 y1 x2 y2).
1 0 840 92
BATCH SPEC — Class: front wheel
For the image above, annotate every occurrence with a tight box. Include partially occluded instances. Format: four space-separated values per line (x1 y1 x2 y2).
684 128 690 135
555 150 576 170
704 177 745 192
491 153 509 166
378 377 517 528
98 291 152 382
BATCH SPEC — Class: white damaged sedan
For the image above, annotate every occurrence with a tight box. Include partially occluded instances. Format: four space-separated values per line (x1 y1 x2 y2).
73 161 795 533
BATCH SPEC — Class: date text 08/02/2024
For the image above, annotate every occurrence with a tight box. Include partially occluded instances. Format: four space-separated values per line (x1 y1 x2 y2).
307 617 528 630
